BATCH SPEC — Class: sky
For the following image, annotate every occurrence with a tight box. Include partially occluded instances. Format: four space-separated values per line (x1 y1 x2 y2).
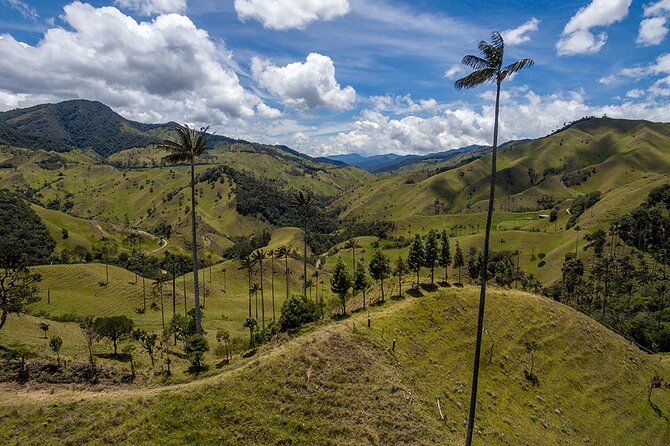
0 0 669 156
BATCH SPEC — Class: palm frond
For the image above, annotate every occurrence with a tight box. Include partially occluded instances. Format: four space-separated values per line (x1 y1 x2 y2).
503 58 535 74
490 32 504 51
159 124 211 165
455 68 497 90
461 55 492 71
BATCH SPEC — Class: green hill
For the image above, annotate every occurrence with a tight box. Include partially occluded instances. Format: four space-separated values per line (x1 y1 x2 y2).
1 286 668 445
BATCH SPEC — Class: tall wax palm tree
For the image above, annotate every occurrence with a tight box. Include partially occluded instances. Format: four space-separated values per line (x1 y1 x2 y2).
161 125 211 335
290 191 315 297
250 283 261 321
455 32 533 446
270 250 276 322
251 249 268 334
275 245 292 299
238 255 256 319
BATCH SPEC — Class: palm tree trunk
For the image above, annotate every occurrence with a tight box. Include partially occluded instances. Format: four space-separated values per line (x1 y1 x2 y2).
466 79 501 446
303 217 308 298
172 263 176 316
285 256 289 300
271 254 276 322
190 161 202 335
260 259 265 334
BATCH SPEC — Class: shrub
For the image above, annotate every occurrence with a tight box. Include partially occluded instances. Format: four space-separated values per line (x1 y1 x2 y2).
185 335 209 372
279 294 320 332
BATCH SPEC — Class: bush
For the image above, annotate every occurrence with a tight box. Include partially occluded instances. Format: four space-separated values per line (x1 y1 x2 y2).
185 335 209 372
279 294 320 332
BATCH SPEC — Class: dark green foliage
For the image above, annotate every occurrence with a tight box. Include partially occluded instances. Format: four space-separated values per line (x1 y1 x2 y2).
49 336 63 363
562 167 596 187
407 234 424 288
0 245 42 331
368 251 391 302
93 316 134 355
0 190 55 265
169 310 198 342
438 229 451 282
0 100 163 156
222 231 271 260
537 195 556 209
615 183 670 265
279 295 320 332
185 335 209 372
566 191 601 229
549 208 558 222
423 229 439 284
453 242 465 283
330 257 352 316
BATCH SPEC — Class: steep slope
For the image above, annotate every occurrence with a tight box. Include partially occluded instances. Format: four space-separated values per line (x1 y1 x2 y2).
1 286 668 445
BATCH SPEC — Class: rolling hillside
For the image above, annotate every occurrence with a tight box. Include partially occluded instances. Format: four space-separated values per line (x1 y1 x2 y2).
1 286 668 445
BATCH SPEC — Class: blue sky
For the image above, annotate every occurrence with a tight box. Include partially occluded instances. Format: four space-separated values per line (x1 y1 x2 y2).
0 0 669 156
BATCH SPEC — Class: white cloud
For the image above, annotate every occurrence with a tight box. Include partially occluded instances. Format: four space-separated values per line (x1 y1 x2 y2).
256 103 282 119
234 0 350 30
556 0 631 56
307 88 670 156
369 94 437 115
251 53 356 112
637 0 670 46
599 74 617 85
444 64 465 79
626 88 645 98
501 18 540 46
0 1 265 126
644 0 670 17
114 0 187 15
637 17 668 45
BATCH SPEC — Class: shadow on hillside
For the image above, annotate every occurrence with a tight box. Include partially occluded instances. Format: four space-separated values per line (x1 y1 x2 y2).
391 293 405 301
95 353 130 362
420 283 439 292
438 281 452 288
649 400 668 421
407 288 424 298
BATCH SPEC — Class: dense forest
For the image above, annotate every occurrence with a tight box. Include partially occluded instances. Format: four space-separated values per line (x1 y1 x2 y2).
0 190 55 265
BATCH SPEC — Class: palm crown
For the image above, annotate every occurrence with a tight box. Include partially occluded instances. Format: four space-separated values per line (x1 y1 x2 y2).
161 125 211 164
455 32 534 89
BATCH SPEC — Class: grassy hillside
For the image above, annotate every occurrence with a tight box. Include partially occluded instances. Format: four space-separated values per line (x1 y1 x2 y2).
1 286 668 445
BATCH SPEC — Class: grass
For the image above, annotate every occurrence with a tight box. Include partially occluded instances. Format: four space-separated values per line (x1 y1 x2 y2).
0 285 668 445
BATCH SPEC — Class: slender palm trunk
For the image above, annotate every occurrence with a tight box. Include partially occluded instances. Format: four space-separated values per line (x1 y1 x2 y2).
303 217 308 298
285 256 290 299
260 259 265 334
271 254 276 322
172 264 176 316
183 275 187 316
142 276 146 310
465 79 501 446
247 269 252 318
190 161 202 335
160 280 165 331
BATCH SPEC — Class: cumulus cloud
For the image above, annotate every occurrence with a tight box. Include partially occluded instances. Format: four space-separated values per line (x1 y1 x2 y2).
0 1 265 126
251 53 355 112
369 94 437 115
307 88 670 156
637 0 670 46
234 0 350 30
501 18 540 46
556 0 631 56
114 0 187 15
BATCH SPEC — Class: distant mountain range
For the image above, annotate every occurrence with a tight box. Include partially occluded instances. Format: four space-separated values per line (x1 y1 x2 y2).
326 145 485 173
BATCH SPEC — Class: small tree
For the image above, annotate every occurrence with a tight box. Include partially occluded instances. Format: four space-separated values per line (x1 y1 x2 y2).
369 251 391 303
80 316 98 366
133 328 158 368
279 295 320 331
122 344 136 378
424 229 439 284
49 336 63 365
93 316 134 355
353 261 370 309
439 229 451 283
331 257 352 316
453 242 465 284
185 335 209 373
0 245 42 331
216 328 231 362
524 340 540 385
407 234 424 289
648 374 665 402
38 321 50 339
394 256 408 297
244 317 258 348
